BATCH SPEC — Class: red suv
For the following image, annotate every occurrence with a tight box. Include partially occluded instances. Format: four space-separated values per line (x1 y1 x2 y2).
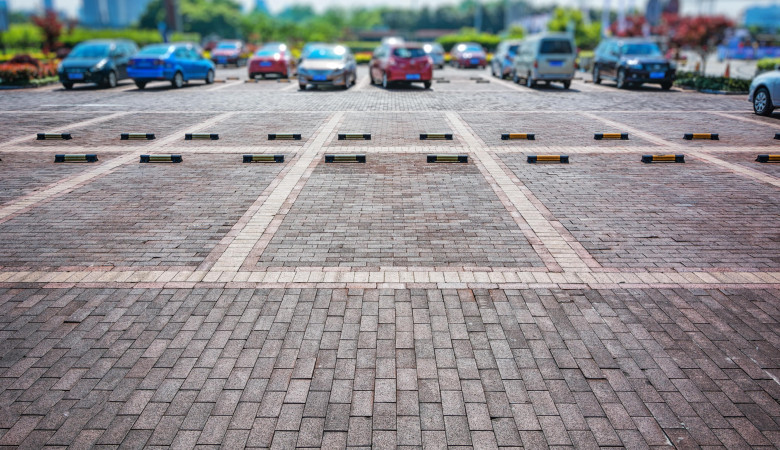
370 44 433 89
248 43 296 79
451 42 487 69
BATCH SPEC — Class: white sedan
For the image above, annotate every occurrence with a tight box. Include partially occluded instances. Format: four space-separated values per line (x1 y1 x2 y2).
749 69 779 116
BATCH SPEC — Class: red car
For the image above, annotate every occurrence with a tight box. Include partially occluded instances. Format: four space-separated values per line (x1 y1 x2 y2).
370 44 433 89
248 44 296 79
451 42 487 69
210 40 247 67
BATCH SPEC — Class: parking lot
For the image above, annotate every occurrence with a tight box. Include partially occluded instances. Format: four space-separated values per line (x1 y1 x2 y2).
0 64 778 448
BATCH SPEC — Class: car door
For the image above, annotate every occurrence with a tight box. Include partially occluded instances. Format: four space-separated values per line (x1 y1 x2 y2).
190 48 207 78
112 44 130 79
604 42 619 78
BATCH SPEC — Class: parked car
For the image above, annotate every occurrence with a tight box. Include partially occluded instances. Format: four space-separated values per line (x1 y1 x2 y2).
749 70 779 116
210 40 247 66
451 43 487 69
248 43 296 79
491 39 522 79
57 39 138 89
297 44 357 90
512 33 576 89
592 38 676 90
423 43 445 69
370 43 433 89
128 42 215 89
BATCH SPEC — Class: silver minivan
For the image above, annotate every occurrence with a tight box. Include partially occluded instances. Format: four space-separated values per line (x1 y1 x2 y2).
512 33 576 89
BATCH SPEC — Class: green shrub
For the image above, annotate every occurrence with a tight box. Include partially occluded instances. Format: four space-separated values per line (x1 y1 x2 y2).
674 73 751 92
437 29 501 52
59 28 201 48
756 58 780 72
3 24 45 49
339 41 380 53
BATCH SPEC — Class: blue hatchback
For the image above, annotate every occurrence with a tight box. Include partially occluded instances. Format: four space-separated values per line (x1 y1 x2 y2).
128 42 216 89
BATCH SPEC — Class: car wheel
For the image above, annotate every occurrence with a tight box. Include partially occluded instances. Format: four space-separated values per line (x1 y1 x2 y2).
660 82 672 90
205 69 215 84
299 83 307 91
382 73 389 89
424 81 431 89
172 72 184 89
593 67 601 84
562 80 571 89
526 74 535 88
616 69 627 89
135 81 146 89
62 82 74 90
491 63 498 78
105 71 117 88
512 70 519 84
753 87 773 116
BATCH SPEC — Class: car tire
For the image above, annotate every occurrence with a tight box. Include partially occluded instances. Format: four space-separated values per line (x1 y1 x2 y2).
660 82 672 90
135 81 146 89
205 69 215 84
512 70 519 84
593 67 601 84
753 87 774 116
526 74 535 88
423 81 431 89
382 73 389 89
62 82 74 90
172 72 184 89
104 71 117 89
299 83 306 91
616 69 627 89
562 80 571 89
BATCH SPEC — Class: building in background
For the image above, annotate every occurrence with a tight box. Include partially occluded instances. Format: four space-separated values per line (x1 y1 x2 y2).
79 0 153 28
743 4 780 32
42 0 54 11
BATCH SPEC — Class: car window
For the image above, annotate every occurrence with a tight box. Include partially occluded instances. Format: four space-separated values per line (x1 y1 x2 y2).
621 42 662 56
69 44 111 58
174 48 188 59
539 39 573 54
508 44 519 55
188 48 201 60
393 48 426 58
139 45 171 56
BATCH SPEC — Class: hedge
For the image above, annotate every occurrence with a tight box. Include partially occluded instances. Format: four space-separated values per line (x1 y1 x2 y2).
674 72 752 93
60 29 201 48
0 60 58 85
437 31 501 52
757 58 780 73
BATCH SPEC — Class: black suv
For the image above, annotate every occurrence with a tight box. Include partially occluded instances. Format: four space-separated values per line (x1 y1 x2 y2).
592 38 675 90
58 39 138 89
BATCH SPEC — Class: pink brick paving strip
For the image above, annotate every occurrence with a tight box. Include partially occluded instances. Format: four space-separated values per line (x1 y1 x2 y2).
208 112 345 274
446 111 593 272
0 111 130 147
581 111 780 188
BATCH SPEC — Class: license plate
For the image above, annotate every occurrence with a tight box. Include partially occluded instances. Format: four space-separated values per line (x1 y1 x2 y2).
470 59 479 64
68 73 84 80
406 74 421 80
260 61 272 67
548 60 563 67
218 57 227 64
313 75 327 81
650 71 665 79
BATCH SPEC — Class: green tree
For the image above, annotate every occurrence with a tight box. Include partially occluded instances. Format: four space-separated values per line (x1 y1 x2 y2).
547 7 601 50
138 0 242 39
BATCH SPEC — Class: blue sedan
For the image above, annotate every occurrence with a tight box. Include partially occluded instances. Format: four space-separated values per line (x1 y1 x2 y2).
128 42 215 89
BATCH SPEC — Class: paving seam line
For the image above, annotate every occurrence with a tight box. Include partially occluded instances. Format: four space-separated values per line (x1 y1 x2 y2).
208 111 345 274
580 111 780 187
710 111 780 129
445 111 592 272
0 111 131 148
0 112 237 223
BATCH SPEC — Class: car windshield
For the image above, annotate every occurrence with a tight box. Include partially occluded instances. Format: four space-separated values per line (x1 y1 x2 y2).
138 45 171 56
463 45 483 52
393 48 426 58
255 49 278 57
508 45 519 54
69 44 110 58
539 39 573 54
305 47 346 60
621 43 662 56
216 43 239 49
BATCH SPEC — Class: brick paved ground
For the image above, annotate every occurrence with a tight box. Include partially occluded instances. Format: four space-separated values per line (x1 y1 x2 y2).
0 65 778 448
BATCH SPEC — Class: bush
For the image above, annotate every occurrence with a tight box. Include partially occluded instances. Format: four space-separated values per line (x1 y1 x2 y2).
355 52 372 65
340 41 380 53
757 58 780 73
9 54 40 65
0 56 58 85
60 28 201 48
674 72 752 93
437 29 501 52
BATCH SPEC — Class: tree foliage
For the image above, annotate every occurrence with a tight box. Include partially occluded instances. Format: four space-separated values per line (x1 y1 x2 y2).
547 8 601 50
139 0 243 38
31 10 63 52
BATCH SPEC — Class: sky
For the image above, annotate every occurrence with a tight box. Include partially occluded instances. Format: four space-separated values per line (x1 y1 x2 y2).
9 0 776 19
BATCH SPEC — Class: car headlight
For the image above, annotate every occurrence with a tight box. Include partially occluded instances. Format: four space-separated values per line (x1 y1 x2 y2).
91 59 108 72
626 59 642 70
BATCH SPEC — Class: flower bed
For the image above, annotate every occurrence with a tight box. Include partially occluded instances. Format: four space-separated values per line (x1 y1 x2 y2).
0 54 59 87
674 72 751 94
